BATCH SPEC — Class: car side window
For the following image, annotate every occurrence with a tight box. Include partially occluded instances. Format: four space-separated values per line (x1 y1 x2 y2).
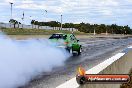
72 34 77 40
63 35 67 40
70 35 73 40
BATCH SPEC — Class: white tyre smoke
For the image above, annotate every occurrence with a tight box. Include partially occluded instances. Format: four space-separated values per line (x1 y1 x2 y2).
0 36 70 88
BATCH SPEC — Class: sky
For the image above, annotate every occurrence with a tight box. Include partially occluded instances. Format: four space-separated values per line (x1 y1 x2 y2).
0 0 132 27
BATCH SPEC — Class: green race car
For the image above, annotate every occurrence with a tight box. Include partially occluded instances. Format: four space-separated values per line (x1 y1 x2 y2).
49 33 82 55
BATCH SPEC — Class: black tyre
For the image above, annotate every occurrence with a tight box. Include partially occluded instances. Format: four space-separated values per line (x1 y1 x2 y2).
76 75 86 85
69 48 73 54
67 47 73 54
77 46 82 55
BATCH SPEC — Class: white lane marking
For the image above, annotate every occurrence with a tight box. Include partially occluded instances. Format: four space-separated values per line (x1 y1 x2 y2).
86 53 125 74
56 53 125 88
128 46 132 48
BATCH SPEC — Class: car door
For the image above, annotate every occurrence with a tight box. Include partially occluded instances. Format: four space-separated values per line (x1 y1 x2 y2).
71 34 77 44
69 34 74 46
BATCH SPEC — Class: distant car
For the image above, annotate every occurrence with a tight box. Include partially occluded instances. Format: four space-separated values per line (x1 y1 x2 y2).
49 33 82 55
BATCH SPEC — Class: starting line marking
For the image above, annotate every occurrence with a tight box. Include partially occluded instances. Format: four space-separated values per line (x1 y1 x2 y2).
56 53 125 88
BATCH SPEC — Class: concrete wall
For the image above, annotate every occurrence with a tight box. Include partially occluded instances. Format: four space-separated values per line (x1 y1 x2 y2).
0 22 78 31
79 50 132 88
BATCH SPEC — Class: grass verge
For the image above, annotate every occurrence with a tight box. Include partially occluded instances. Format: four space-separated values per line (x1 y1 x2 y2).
0 28 86 35
120 69 132 88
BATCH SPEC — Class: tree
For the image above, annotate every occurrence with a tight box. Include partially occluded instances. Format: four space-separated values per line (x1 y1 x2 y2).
123 25 131 34
31 20 35 29
34 21 39 29
9 19 19 28
18 22 21 28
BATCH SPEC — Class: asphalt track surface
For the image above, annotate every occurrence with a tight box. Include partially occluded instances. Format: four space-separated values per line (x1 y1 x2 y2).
20 37 132 88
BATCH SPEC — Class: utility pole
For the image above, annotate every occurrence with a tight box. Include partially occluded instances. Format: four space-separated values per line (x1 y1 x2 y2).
61 15 63 30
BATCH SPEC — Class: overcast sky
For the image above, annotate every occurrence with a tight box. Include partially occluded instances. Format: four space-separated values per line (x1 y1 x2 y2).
0 0 132 27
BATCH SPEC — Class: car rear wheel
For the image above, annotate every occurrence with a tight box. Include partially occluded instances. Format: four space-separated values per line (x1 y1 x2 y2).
69 48 73 54
69 47 76 56
68 47 81 56
67 47 73 54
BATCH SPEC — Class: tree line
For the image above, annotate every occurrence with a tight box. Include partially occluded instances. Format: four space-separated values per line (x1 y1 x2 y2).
31 20 132 34
9 19 132 34
74 23 132 34
31 20 75 30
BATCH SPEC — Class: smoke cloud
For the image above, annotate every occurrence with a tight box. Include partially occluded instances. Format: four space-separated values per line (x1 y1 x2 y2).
0 35 70 88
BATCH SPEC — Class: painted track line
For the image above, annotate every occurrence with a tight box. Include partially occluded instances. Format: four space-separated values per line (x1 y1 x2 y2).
56 53 125 88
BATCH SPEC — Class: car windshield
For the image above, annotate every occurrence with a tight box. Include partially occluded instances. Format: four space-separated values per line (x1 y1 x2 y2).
49 34 67 40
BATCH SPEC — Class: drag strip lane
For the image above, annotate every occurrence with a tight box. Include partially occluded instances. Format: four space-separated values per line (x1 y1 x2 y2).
21 38 132 88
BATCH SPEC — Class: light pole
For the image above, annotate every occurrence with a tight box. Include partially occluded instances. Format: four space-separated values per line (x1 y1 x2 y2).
9 2 13 28
30 16 33 29
124 27 127 35
45 10 47 22
44 10 47 29
22 11 24 28
61 15 63 30
94 28 96 35
106 28 108 35
9 2 13 19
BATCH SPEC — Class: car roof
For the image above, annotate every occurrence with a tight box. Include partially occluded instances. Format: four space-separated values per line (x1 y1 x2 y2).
53 33 72 35
54 33 64 34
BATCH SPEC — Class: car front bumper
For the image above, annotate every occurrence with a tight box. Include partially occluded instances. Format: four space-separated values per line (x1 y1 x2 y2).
56 45 67 48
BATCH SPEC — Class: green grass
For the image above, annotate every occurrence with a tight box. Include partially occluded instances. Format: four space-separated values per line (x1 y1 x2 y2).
0 28 86 35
